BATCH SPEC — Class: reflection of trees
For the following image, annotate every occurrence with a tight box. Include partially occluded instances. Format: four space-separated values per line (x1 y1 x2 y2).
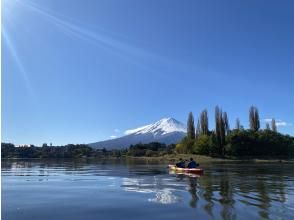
3 160 290 219
188 177 198 208
256 178 270 219
198 165 284 220
174 174 200 208
277 180 286 203
199 168 236 220
232 164 288 220
2 160 36 176
2 159 94 177
200 172 214 218
219 172 235 220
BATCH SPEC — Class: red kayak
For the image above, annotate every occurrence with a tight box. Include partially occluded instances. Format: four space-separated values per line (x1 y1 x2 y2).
168 164 204 175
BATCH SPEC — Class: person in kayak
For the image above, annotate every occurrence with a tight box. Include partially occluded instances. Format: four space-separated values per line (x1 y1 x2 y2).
187 158 198 168
176 158 185 168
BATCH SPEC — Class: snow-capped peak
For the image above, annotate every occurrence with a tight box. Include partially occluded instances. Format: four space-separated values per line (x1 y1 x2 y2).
125 117 186 136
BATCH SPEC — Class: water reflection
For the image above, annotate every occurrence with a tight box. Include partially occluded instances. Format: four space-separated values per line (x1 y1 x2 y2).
187 177 198 208
121 173 201 205
148 188 179 204
198 164 294 220
121 176 181 204
2 159 294 220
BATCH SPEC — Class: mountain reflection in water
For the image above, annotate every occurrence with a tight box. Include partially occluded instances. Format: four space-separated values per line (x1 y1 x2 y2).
2 159 294 220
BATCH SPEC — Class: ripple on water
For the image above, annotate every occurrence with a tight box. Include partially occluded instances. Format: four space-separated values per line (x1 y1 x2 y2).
2 160 294 220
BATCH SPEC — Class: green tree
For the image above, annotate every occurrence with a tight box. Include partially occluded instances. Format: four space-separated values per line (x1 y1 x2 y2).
249 106 260 131
176 137 194 153
226 129 294 157
195 119 201 140
215 106 221 153
200 109 209 135
187 112 195 140
215 106 226 156
195 135 214 155
176 143 187 154
1 143 15 158
226 130 258 156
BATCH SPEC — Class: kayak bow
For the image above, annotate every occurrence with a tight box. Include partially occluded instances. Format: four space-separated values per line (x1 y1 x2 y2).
168 164 204 175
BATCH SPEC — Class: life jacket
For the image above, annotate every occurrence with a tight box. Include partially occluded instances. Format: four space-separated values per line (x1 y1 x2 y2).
187 161 197 168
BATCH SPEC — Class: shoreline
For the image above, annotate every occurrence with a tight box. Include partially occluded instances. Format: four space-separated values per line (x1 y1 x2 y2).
124 154 294 163
2 154 294 163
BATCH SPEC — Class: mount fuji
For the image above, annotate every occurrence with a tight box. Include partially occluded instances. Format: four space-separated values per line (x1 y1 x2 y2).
89 118 187 149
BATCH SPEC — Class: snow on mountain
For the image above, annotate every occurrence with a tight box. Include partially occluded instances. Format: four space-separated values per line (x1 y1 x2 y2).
125 117 186 135
89 117 186 149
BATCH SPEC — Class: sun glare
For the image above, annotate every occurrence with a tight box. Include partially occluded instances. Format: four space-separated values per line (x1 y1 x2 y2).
3 0 18 11
2 0 21 22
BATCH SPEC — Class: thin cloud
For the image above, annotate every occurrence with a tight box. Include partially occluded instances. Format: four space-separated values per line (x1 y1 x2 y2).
110 135 117 139
264 118 272 123
263 119 292 127
276 121 287 126
114 129 120 133
276 120 293 127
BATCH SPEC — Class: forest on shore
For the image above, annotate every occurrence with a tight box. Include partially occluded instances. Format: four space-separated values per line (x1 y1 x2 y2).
2 106 294 159
1 142 174 159
176 106 294 158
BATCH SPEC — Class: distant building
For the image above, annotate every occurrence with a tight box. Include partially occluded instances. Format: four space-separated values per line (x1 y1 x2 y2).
18 144 33 148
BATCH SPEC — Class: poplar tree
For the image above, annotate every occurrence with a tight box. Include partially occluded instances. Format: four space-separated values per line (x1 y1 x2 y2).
249 106 260 131
271 118 277 132
200 109 209 135
195 119 201 140
235 118 241 130
265 122 270 130
223 112 230 135
215 106 225 156
220 113 226 152
215 106 221 147
187 112 195 139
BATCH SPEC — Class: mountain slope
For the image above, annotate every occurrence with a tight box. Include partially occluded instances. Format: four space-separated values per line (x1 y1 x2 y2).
89 118 186 149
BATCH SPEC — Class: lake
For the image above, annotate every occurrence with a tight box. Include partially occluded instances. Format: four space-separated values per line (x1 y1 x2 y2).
2 159 294 220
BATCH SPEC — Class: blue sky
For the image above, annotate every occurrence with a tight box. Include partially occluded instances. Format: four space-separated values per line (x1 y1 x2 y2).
2 0 294 145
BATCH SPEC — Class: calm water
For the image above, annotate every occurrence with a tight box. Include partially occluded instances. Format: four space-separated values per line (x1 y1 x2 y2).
2 159 294 220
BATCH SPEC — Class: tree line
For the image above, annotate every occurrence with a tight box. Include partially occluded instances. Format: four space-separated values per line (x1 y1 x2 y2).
1 142 175 158
177 106 294 158
1 143 128 159
2 106 293 159
127 142 175 157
